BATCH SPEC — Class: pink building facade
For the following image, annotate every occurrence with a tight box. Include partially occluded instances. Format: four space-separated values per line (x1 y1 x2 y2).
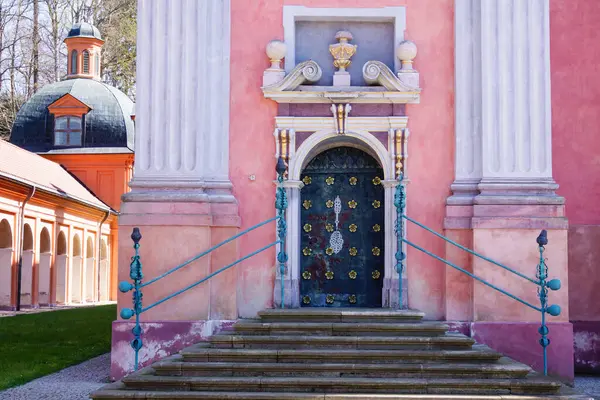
112 0 600 382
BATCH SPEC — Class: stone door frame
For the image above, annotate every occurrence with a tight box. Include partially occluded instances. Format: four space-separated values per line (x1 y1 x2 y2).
273 117 410 308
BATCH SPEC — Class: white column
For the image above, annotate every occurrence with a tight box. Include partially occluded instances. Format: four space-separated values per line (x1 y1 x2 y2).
130 0 232 201
451 0 561 205
450 0 482 205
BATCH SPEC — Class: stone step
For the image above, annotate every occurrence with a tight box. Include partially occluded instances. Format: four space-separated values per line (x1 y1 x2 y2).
120 375 562 395
153 356 531 379
233 321 449 336
258 308 425 323
209 333 474 350
180 344 503 364
92 379 591 399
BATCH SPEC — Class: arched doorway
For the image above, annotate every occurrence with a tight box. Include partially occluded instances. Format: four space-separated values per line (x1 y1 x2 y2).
0 219 13 307
299 147 384 307
55 231 68 304
99 239 109 302
21 223 34 306
38 228 51 305
71 234 82 303
85 237 95 302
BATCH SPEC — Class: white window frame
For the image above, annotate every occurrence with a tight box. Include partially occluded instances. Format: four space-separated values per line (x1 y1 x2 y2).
54 116 83 147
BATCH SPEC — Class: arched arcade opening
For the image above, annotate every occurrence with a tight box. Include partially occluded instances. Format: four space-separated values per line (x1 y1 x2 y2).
0 219 13 307
38 227 52 305
21 223 34 306
71 234 83 303
55 231 68 304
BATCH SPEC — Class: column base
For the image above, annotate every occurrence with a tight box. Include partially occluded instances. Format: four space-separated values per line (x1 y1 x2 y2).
382 276 408 309
273 278 300 308
125 178 236 204
475 179 565 206
446 181 479 206
110 319 235 380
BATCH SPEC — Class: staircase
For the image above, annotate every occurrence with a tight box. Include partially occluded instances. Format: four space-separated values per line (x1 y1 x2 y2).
91 309 589 399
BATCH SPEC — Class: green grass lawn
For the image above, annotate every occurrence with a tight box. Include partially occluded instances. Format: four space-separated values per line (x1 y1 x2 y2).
0 304 116 390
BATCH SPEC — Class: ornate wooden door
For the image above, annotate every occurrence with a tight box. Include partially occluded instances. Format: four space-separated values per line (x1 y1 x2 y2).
299 147 384 307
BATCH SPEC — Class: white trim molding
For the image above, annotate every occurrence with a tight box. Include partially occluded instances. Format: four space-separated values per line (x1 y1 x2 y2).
283 6 406 74
263 87 420 104
275 116 408 133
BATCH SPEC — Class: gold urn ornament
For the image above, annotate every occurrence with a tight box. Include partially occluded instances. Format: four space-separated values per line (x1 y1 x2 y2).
329 31 357 72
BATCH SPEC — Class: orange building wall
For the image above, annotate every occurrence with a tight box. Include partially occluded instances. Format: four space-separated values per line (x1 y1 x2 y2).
41 153 134 212
0 180 115 308
42 154 132 303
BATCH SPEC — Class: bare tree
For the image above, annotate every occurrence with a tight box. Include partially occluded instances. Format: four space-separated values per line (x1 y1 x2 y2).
0 0 137 140
43 0 66 82
32 0 38 92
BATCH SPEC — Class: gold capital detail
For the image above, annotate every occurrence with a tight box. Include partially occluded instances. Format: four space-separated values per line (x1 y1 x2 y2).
280 129 289 178
395 129 405 178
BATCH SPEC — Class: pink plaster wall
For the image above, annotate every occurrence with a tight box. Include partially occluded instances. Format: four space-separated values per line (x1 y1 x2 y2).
444 229 473 321
229 0 455 319
110 320 235 380
568 225 600 322
472 229 568 323
550 0 600 226
471 322 574 382
116 224 211 321
550 0 600 326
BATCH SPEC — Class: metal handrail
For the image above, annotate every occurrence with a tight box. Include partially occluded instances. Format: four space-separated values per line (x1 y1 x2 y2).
403 214 540 285
118 158 290 371
141 240 280 314
393 174 561 375
141 216 280 288
402 236 542 312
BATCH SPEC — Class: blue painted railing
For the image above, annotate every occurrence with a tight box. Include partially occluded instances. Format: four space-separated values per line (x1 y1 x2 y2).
394 174 561 375
119 158 289 371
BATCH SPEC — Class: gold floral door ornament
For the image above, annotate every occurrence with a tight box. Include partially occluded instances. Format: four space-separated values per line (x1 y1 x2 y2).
299 146 385 307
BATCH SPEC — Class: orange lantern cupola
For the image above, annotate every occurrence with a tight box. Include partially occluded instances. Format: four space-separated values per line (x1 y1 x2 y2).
64 22 104 80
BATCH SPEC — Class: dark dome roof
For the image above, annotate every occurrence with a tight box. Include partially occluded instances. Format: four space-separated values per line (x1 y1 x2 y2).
66 22 102 41
10 79 134 153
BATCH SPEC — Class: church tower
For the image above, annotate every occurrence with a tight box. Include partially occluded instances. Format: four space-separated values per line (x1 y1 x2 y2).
64 22 104 80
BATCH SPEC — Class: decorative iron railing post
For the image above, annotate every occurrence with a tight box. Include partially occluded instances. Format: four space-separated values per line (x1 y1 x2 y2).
394 173 406 309
118 228 143 371
275 157 288 309
536 229 562 376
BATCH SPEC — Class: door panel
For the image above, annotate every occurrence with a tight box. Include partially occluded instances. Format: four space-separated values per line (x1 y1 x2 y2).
300 147 384 307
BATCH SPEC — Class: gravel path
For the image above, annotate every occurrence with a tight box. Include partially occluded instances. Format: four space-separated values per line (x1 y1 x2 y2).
1 352 599 399
576 376 600 399
0 353 110 400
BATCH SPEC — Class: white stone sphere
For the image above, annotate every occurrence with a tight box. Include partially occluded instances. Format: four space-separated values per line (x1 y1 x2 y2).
396 40 418 61
266 40 287 61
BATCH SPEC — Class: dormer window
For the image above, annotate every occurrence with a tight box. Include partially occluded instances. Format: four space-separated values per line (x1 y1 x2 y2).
54 116 82 146
82 50 90 74
70 50 78 74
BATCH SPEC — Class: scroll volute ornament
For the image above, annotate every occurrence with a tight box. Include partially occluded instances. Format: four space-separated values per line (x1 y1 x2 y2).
329 31 357 72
